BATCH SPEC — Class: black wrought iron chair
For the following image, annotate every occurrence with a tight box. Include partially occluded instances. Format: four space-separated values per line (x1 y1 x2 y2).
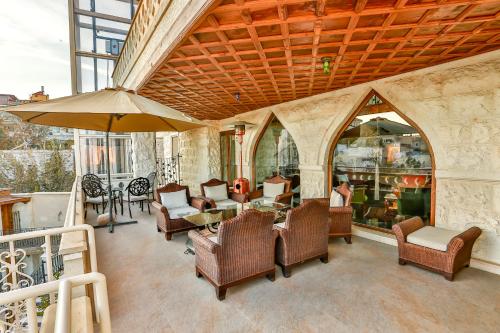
82 173 102 183
81 179 118 218
146 171 157 201
123 177 150 218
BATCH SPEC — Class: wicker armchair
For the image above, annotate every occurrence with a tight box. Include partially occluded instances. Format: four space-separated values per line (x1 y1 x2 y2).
392 217 482 280
303 183 353 244
274 200 330 277
152 183 207 241
248 175 294 205
188 209 278 300
199 178 247 208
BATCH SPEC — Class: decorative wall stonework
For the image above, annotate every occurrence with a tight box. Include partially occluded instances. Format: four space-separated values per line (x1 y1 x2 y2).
179 126 221 196
177 51 500 265
131 133 156 178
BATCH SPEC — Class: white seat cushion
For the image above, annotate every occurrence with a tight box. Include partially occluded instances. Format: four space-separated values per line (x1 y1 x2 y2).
204 184 228 201
329 189 344 207
168 206 199 219
208 235 218 244
215 199 238 209
407 226 461 252
160 189 188 210
123 194 148 202
263 182 285 198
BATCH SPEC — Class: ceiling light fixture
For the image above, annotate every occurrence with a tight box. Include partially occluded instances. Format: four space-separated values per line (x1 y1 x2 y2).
321 57 332 74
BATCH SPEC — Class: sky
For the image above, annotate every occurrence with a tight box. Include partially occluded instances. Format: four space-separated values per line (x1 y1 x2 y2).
0 0 71 100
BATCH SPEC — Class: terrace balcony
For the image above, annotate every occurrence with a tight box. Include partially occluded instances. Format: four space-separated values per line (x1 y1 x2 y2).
89 205 500 332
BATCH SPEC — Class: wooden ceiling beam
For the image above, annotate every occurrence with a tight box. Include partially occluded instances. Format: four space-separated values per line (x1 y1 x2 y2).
137 0 500 119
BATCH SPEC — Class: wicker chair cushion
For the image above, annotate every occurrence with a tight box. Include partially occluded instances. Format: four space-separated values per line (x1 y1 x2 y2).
168 206 199 219
263 182 285 198
329 190 344 207
214 199 239 209
203 184 228 201
275 222 285 228
407 226 461 252
160 189 188 210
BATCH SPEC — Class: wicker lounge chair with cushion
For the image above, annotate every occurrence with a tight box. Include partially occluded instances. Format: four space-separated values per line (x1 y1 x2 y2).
200 178 247 209
248 175 294 205
392 217 481 280
274 200 330 277
188 209 278 300
152 183 208 241
303 183 353 243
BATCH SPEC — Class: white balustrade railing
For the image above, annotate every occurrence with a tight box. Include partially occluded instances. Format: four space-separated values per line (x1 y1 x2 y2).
0 225 99 332
0 272 111 333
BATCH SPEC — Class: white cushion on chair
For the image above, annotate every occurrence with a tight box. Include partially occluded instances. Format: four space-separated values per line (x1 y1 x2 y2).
263 182 285 198
160 189 188 210
168 206 199 219
214 199 238 209
407 226 461 252
329 189 344 207
203 184 228 201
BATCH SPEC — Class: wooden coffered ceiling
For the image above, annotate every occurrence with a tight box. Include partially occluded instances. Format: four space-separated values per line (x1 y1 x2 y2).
138 0 500 120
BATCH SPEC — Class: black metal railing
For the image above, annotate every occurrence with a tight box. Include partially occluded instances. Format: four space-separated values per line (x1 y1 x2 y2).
30 254 64 286
0 227 62 250
156 154 181 185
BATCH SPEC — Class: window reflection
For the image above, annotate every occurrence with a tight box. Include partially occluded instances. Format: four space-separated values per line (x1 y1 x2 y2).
332 94 432 231
254 116 300 203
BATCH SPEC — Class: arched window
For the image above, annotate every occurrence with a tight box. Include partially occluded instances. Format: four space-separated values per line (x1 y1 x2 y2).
330 92 434 232
253 115 300 202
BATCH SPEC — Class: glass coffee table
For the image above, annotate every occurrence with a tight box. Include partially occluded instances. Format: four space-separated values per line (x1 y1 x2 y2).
182 201 290 254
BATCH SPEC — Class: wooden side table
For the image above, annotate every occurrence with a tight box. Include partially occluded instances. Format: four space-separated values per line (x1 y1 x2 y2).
0 188 30 233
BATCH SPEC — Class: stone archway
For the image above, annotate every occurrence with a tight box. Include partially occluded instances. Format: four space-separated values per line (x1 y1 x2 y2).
327 90 436 232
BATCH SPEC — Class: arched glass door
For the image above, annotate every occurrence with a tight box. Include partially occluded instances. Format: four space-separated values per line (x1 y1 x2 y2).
254 115 300 203
331 93 433 231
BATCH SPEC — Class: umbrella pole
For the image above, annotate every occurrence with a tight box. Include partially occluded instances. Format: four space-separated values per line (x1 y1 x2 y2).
106 131 114 233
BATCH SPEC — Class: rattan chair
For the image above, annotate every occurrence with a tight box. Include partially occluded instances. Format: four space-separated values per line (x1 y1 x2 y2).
188 209 278 300
303 183 353 243
152 183 207 241
199 178 247 209
274 200 330 277
392 217 481 280
248 175 294 205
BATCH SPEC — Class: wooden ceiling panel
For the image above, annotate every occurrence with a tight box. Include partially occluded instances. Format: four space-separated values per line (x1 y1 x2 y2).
138 0 500 120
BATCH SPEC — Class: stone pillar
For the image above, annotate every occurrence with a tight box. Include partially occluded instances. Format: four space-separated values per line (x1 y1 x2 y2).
131 132 156 178
179 127 221 195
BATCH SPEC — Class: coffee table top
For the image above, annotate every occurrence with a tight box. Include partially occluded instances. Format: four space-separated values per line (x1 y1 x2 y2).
182 201 290 227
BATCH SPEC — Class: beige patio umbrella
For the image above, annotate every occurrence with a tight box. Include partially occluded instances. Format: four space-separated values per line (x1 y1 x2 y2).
4 87 205 232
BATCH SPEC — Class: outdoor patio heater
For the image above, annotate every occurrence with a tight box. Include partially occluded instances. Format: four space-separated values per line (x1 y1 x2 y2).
228 121 254 194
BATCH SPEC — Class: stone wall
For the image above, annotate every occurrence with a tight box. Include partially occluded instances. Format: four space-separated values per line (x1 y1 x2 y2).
131 133 156 178
179 126 221 196
177 51 500 266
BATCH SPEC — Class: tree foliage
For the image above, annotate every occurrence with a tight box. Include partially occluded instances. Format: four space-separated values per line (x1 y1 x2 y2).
39 149 75 192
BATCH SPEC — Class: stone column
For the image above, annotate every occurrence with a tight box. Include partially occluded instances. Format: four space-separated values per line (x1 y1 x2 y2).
131 132 156 178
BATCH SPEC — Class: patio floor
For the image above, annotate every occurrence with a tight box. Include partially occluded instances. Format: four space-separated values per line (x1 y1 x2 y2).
91 206 500 332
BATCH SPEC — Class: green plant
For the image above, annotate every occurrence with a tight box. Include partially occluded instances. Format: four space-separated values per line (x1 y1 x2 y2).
40 149 75 192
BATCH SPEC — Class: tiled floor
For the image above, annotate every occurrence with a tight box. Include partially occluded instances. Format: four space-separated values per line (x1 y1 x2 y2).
91 207 500 332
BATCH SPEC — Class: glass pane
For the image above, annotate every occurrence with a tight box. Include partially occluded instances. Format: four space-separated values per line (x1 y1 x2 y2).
80 137 133 176
254 117 300 199
95 0 135 19
332 94 432 231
